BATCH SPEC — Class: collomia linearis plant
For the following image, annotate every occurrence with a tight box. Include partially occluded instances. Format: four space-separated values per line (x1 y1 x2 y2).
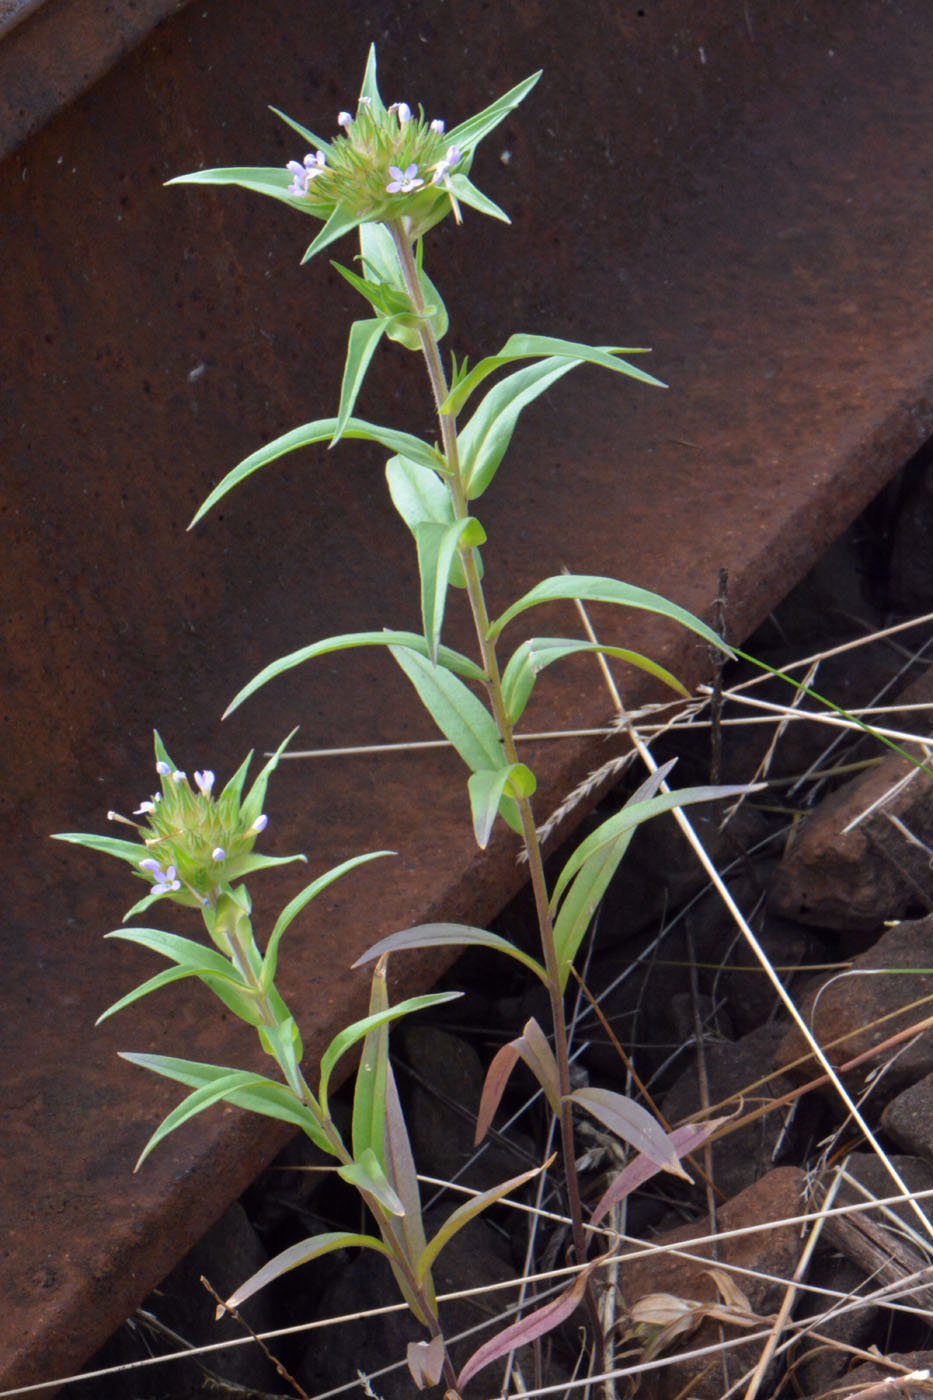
58 48 749 1393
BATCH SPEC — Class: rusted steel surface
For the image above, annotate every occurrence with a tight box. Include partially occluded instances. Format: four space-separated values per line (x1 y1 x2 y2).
0 0 190 161
3 0 933 1391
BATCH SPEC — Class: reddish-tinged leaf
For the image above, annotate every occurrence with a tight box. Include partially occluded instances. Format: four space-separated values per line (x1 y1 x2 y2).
589 1120 724 1227
457 1265 596 1389
353 921 547 984
416 1160 548 1285
475 1018 560 1144
223 1231 390 1311
570 1086 687 1176
407 1336 446 1390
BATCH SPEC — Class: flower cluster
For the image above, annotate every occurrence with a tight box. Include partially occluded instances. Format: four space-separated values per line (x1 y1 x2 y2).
107 736 277 908
283 94 466 239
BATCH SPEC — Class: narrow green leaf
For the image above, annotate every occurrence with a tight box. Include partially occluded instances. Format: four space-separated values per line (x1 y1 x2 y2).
167 166 302 209
551 778 751 910
52 831 149 868
385 456 477 589
338 1147 405 1216
352 956 391 1169
458 358 578 500
569 1086 688 1176
446 70 542 155
416 1160 546 1285
190 417 444 528
224 1231 391 1313
224 629 485 717
105 927 241 980
120 1052 332 1152
301 203 367 262
357 43 387 119
262 851 394 993
414 517 482 662
353 922 548 985
360 223 448 347
487 573 733 653
468 762 535 849
131 1069 288 1168
552 832 637 991
240 729 298 828
318 992 462 1117
445 173 511 227
441 335 662 418
97 965 204 1023
333 319 388 445
389 644 503 775
501 636 688 724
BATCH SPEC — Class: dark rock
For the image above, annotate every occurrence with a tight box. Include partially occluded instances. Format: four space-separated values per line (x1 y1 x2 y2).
614 1167 804 1400
775 919 933 1092
770 668 933 932
660 1024 799 1200
799 1350 933 1400
883 1072 933 1161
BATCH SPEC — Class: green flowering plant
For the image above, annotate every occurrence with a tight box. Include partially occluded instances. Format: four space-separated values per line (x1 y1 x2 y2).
60 48 751 1392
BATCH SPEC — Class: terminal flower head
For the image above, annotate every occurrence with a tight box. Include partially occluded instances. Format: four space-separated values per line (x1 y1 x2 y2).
54 731 304 917
168 47 541 260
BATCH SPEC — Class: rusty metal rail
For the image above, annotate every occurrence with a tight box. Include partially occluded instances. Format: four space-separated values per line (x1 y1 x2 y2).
3 1 933 1391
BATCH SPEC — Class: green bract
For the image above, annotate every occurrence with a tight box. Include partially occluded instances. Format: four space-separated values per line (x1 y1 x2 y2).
168 46 541 260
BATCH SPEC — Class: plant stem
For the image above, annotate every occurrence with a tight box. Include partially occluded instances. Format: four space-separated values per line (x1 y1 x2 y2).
387 224 592 1278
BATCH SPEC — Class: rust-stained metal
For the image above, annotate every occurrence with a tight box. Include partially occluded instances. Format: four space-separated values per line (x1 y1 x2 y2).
3 0 933 1392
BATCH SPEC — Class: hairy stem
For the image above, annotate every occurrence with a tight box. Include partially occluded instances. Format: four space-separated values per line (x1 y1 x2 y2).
386 224 591 1278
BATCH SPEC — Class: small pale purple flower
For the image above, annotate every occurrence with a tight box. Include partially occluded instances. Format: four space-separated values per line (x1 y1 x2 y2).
156 761 171 776
252 814 268 834
286 151 326 197
211 847 226 862
431 145 462 184
172 770 186 783
194 769 215 797
133 799 157 816
429 118 445 134
386 163 424 194
389 102 411 126
139 858 162 875
151 864 182 895
337 111 352 127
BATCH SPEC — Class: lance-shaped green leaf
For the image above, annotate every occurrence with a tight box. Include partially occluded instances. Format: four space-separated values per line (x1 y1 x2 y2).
338 1147 405 1216
568 1086 689 1177
98 927 252 1024
551 777 753 912
353 921 547 985
352 955 391 1170
457 1263 597 1391
444 172 510 225
415 1159 548 1286
458 358 578 500
441 334 663 419
468 761 535 849
590 1120 722 1228
52 830 153 870
269 104 334 155
446 70 542 157
475 1018 560 1144
167 165 302 208
262 851 394 993
318 991 462 1118
389 644 503 775
487 573 733 653
120 1051 333 1153
501 636 688 724
301 203 369 263
385 455 477 589
240 729 296 828
414 517 486 662
223 1230 391 1314
129 1069 297 1169
189 417 445 528
333 318 390 445
224 629 485 717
